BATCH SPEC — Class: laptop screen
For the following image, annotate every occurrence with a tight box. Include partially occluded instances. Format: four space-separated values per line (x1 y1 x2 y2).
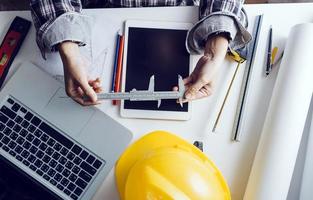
0 155 62 200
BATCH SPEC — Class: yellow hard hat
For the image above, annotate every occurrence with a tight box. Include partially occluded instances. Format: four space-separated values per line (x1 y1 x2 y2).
115 131 231 200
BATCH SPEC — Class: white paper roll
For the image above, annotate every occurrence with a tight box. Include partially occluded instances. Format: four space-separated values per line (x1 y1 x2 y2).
244 23 313 200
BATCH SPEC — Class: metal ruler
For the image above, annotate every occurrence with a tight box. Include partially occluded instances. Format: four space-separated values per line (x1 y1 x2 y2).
232 15 263 141
90 75 185 107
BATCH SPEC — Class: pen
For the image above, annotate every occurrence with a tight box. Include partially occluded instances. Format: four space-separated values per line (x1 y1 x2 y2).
111 33 121 105
266 25 272 76
113 34 125 105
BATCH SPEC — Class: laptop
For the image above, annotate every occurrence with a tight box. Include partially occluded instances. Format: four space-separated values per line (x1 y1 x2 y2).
0 62 133 200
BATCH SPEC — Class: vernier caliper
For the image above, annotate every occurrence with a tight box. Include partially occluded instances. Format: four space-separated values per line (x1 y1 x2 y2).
91 75 185 108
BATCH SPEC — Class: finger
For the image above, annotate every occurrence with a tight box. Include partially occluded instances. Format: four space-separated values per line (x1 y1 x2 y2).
172 86 178 91
73 97 100 106
79 81 98 103
184 79 206 100
183 76 193 85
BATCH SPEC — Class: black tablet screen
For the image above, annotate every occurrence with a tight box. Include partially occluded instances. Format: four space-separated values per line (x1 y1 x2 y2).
124 27 190 112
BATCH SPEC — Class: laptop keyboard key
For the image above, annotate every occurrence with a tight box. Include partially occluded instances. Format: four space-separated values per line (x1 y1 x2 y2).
0 113 9 123
73 157 82 165
9 150 16 157
46 147 54 155
30 165 37 171
75 178 87 189
30 116 41 126
3 128 12 136
67 182 76 192
21 120 30 129
12 103 21 112
14 145 23 154
69 174 77 182
20 107 27 113
16 155 23 161
1 106 17 119
67 152 75 160
34 129 43 137
8 141 17 149
61 178 69 187
32 138 41 146
23 160 30 166
49 160 57 168
22 141 31 150
80 161 96 176
56 164 64 173
59 156 67 165
43 174 50 181
41 164 49 172
7 98 14 104
39 143 47 151
24 112 33 121
9 132 18 140
72 145 82 155
26 134 35 142
73 187 83 196
54 173 62 182
79 170 92 182
48 169 56 177
53 143 62 151
57 184 64 191
16 137 25 145
0 122 5 131
40 134 49 142
7 120 15 128
60 147 69 156
86 155 95 164
28 125 36 133
36 150 44 159
52 152 61 160
2 136 10 144
28 155 36 163
14 116 23 124
50 179 57 186
62 169 71 177
34 159 43 168
70 194 78 200
64 189 71 195
13 124 21 133
72 166 80 174
43 155 51 163
65 161 74 170
47 138 56 146
2 145 10 152
20 129 28 137
36 169 43 176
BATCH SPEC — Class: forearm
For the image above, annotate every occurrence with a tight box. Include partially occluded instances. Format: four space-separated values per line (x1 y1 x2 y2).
204 34 229 61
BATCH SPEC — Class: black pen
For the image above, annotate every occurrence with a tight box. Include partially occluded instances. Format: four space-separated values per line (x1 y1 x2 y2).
266 25 272 76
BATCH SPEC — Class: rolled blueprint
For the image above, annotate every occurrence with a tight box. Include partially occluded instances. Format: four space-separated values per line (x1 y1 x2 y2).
244 23 313 200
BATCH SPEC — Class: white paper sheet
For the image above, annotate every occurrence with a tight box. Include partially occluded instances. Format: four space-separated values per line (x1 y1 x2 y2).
244 23 313 200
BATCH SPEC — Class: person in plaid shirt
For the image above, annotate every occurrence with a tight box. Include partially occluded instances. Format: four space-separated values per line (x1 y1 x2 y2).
30 0 251 106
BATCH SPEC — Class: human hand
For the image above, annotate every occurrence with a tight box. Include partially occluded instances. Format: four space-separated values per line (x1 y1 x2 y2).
175 35 229 103
58 41 102 106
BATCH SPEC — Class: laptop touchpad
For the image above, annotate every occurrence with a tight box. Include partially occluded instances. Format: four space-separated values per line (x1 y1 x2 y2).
42 88 96 137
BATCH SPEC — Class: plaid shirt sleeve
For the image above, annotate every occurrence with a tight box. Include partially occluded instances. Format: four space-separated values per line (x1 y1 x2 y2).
186 0 252 54
30 0 92 58
30 0 251 57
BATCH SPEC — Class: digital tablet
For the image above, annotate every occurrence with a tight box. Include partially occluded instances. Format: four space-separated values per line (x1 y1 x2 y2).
120 20 193 120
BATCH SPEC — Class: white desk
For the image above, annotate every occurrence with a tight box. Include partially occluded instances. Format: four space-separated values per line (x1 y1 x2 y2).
0 3 313 200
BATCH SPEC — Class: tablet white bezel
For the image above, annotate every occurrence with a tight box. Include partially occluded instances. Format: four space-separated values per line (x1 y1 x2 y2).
120 20 193 120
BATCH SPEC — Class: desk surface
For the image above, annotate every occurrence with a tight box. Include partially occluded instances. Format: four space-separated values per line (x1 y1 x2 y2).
1 3 313 200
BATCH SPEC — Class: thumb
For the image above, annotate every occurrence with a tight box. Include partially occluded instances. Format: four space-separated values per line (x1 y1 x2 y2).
79 80 98 102
185 79 205 100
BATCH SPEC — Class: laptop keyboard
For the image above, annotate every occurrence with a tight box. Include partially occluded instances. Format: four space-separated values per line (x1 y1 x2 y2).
0 97 105 200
